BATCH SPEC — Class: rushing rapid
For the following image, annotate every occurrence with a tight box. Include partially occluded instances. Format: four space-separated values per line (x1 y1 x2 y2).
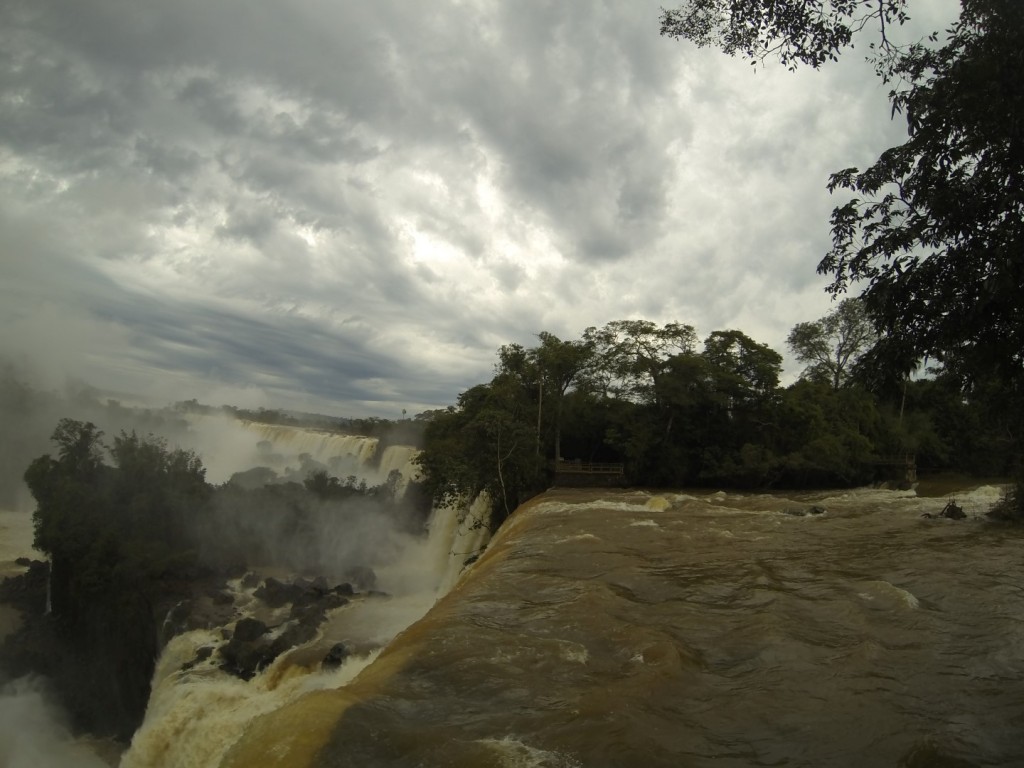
220 485 1021 768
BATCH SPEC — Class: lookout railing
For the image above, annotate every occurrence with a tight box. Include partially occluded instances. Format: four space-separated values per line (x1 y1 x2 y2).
874 454 916 467
552 459 625 475
873 454 917 484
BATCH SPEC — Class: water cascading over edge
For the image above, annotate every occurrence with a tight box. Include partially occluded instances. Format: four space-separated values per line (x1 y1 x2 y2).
119 422 492 768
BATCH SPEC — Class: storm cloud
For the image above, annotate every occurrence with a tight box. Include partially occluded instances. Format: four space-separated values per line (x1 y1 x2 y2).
0 0 960 416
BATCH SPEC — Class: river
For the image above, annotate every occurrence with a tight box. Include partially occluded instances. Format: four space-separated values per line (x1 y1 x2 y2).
217 484 1021 767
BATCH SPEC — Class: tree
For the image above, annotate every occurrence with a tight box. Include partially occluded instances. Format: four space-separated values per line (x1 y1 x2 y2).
822 0 1024 384
417 377 542 528
583 320 697 403
660 0 910 69
533 332 595 462
703 329 783 402
786 298 876 389
661 0 1023 386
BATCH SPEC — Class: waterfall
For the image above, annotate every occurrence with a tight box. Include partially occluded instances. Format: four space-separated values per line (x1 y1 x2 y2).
119 422 492 768
179 417 423 493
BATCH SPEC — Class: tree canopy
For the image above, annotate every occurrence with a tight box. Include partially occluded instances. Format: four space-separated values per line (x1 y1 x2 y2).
661 0 1024 388
787 298 875 389
659 0 911 69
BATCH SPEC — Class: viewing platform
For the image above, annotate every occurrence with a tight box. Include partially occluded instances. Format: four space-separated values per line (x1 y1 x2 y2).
874 454 917 486
552 459 627 487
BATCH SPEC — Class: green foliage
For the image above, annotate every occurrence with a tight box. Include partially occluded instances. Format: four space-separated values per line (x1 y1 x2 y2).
416 379 544 528
787 299 876 389
822 0 1024 384
659 0 910 69
771 382 880 485
419 309 1016 506
660 0 1023 488
25 421 213 612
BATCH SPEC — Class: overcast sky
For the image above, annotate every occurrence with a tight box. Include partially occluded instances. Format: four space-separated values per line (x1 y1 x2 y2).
0 0 960 418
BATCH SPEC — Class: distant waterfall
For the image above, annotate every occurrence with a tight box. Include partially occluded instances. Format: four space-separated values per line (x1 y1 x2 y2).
237 421 420 491
177 415 423 492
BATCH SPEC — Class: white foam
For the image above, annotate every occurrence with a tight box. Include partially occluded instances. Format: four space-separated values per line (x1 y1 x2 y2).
476 736 581 768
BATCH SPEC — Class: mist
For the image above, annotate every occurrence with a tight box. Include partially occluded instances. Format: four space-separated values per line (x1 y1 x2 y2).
0 677 110 768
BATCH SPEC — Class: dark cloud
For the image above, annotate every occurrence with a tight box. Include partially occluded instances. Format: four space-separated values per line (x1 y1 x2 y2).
0 0 962 414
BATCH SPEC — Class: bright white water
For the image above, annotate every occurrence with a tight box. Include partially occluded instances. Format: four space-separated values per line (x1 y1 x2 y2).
175 417 421 491
119 495 489 768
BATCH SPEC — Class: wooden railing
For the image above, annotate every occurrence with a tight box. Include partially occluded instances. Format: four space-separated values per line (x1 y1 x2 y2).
553 460 625 475
874 454 916 467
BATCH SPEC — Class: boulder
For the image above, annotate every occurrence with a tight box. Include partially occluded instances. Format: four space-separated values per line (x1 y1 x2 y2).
220 619 274 679
233 617 269 642
323 641 351 667
254 577 304 608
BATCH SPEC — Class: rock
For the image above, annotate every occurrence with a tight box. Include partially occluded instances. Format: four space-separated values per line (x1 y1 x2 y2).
782 506 826 517
159 600 194 646
220 619 275 679
240 572 260 589
254 577 304 608
343 565 377 592
302 576 330 595
181 645 214 672
323 642 351 667
233 617 269 642
220 638 277 680
14 557 32 567
939 500 966 520
269 620 319 657
323 592 349 610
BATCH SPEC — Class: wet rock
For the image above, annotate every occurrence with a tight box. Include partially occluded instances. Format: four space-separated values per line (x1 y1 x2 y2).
220 639 277 680
343 565 377 592
181 645 214 672
240 572 261 589
782 506 827 517
220 619 274 679
923 500 967 520
323 641 351 667
302 576 330 595
254 577 304 608
233 617 269 642
159 600 194 646
940 500 966 520
269 620 319 657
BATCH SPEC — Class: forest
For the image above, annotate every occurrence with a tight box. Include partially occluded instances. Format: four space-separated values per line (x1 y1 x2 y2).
416 0 1024 528
415 300 1021 527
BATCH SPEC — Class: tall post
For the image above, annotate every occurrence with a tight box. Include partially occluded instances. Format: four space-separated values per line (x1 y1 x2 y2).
536 374 543 459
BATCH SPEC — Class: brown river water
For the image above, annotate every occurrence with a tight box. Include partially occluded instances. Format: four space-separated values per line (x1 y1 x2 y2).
215 484 1022 768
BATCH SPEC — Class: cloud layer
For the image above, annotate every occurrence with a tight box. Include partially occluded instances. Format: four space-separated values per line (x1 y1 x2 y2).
0 0 958 416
